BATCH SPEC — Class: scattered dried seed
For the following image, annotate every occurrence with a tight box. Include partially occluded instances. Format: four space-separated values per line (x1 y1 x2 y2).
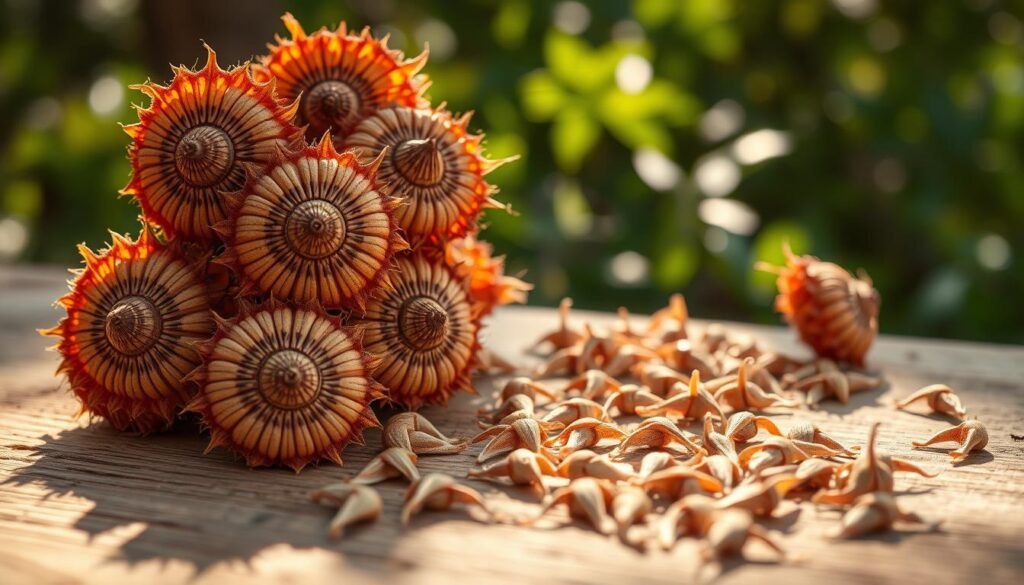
603 384 661 416
912 419 988 461
351 447 420 485
787 421 859 456
895 384 968 420
714 473 801 517
611 485 653 545
558 450 636 482
646 293 690 342
633 371 725 422
545 418 627 457
472 418 559 463
641 466 725 499
703 508 786 562
612 417 703 458
543 397 611 425
531 297 584 352
714 357 799 411
562 369 623 401
724 411 783 443
830 493 934 539
384 412 469 455
812 423 892 506
468 448 557 497
310 483 382 539
529 477 618 534
739 436 844 473
632 363 690 396
402 473 492 525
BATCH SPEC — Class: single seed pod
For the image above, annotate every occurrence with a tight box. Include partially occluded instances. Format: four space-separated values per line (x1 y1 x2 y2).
344 105 514 245
122 46 302 242
217 136 407 310
354 252 480 409
186 301 384 471
760 244 880 366
255 12 428 143
41 226 214 433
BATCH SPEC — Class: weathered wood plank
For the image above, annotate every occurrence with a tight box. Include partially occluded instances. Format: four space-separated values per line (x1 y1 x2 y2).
0 271 1022 585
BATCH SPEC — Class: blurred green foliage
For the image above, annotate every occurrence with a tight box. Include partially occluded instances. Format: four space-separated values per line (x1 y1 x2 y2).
1 0 1021 343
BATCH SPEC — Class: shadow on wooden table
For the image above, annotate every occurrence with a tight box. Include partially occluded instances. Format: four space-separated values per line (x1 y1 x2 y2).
3 420 401 580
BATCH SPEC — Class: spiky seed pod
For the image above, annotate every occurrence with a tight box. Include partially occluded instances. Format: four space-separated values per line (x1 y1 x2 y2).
760 245 880 366
255 12 429 143
444 234 531 316
186 302 384 471
123 47 302 242
217 137 407 310
344 105 514 245
355 252 480 409
41 226 214 433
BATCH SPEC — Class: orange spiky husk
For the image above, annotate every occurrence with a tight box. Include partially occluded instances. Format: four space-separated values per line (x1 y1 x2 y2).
444 233 531 317
40 225 214 434
215 135 407 312
122 46 302 242
255 12 429 144
354 251 481 410
185 299 385 471
767 245 880 366
344 104 516 246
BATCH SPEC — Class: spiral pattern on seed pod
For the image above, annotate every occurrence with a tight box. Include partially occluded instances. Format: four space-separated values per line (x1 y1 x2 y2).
218 136 407 310
343 105 514 245
40 226 214 433
768 244 880 366
354 253 479 409
186 302 384 471
255 12 429 143
122 46 302 242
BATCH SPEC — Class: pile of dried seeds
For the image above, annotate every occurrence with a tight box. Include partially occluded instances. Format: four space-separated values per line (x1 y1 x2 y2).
312 293 991 569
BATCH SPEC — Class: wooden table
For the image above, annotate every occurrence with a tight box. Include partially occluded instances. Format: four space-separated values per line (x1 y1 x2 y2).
1 266 1022 584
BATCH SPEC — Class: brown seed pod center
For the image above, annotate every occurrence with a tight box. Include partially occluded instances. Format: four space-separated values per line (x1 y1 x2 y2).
174 125 235 187
398 296 450 351
285 199 347 260
303 80 361 134
257 349 322 410
104 295 163 356
393 138 446 187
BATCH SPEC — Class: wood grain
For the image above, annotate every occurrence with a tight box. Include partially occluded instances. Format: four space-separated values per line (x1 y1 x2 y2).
1 267 1022 585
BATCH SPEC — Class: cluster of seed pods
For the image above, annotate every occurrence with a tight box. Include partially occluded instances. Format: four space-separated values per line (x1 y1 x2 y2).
311 278 989 575
42 13 531 471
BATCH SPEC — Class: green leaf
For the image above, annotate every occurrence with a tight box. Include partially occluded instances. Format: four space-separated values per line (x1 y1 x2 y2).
545 32 625 94
750 220 811 294
553 177 592 238
598 80 701 126
545 32 594 90
678 0 733 30
603 115 674 153
519 71 568 122
4 180 42 219
551 105 601 173
633 0 677 28
492 0 530 49
654 243 699 288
